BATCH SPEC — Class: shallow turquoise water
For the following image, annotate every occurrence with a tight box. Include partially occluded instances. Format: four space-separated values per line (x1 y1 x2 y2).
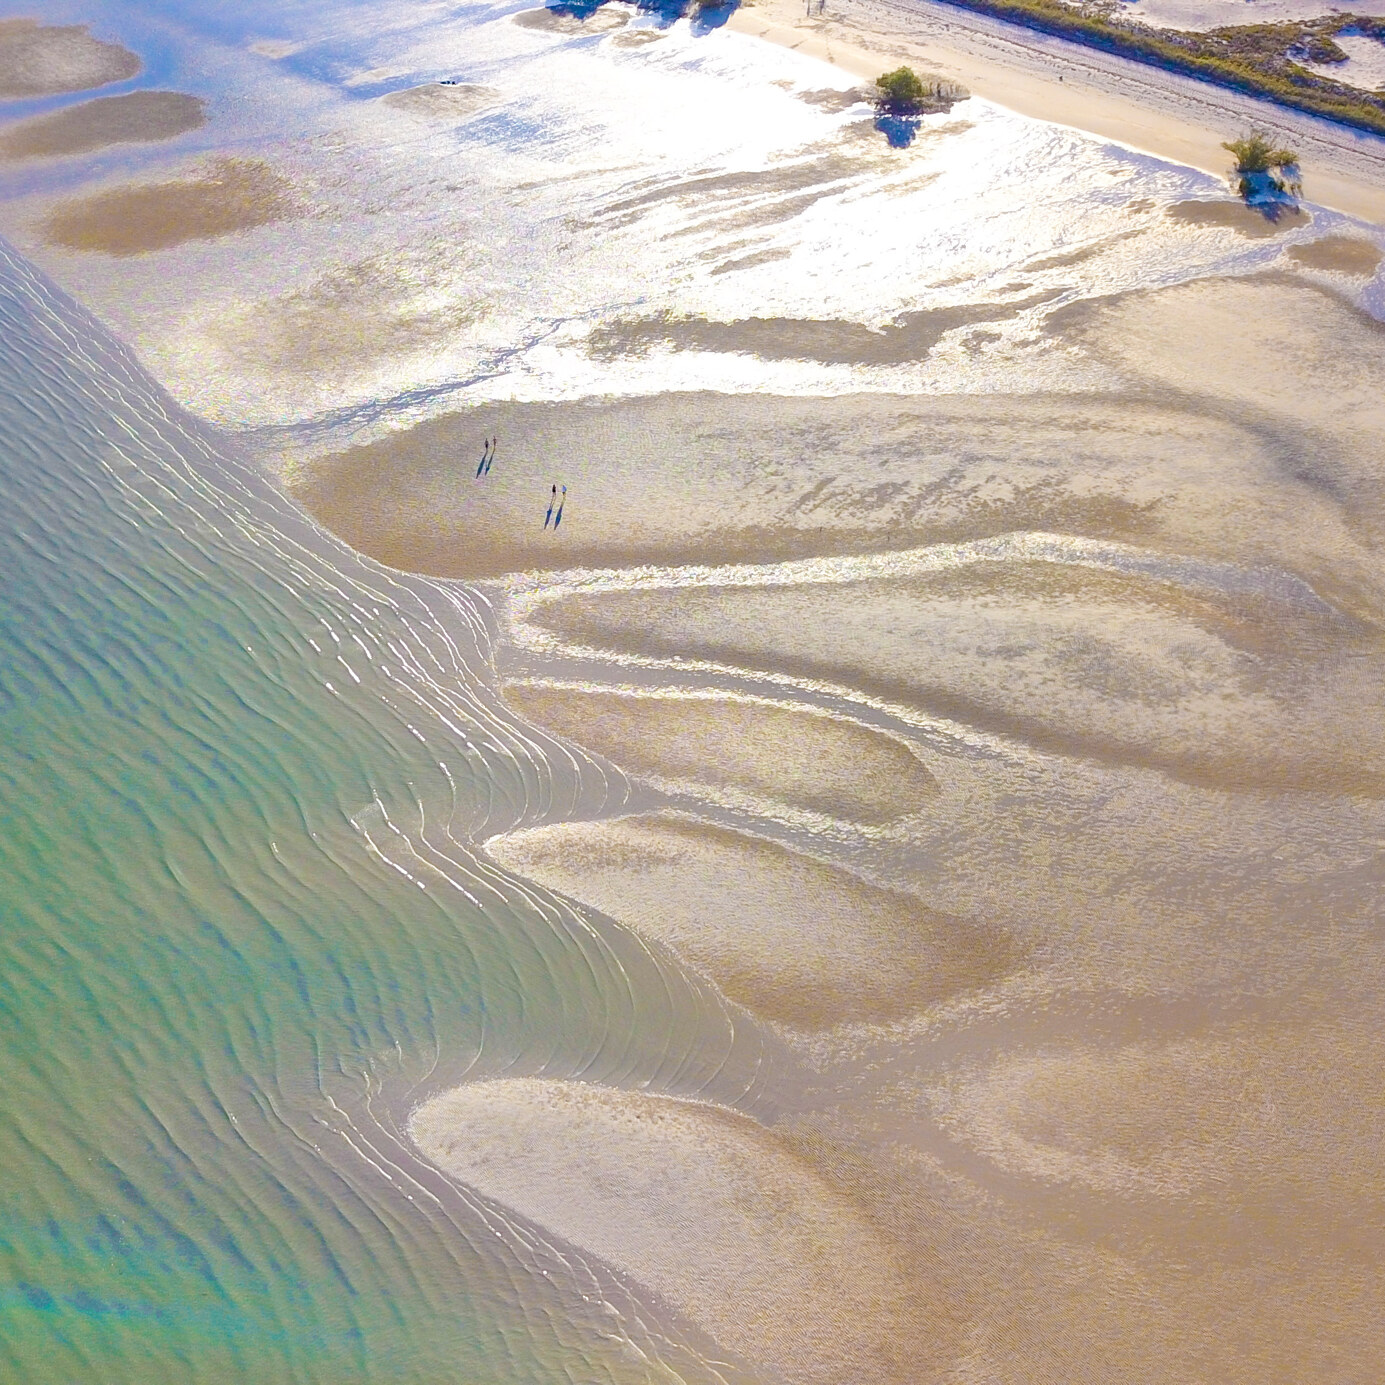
0 242 767 1382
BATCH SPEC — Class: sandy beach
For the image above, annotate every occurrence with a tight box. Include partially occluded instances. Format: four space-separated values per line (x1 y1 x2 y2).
730 0 1385 221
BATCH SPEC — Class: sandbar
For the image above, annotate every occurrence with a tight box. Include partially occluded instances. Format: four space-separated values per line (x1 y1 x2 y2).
486 813 1014 1028
501 682 938 822
412 1079 950 1384
0 91 205 162
526 559 1385 794
40 157 301 256
1286 231 1383 275
0 18 140 99
377 82 499 121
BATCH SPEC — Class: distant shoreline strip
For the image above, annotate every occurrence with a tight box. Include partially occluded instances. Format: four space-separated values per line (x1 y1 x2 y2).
892 0 1385 136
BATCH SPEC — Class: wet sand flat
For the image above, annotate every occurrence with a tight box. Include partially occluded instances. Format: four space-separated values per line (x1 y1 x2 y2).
487 813 1014 1029
526 562 1385 794
412 1079 957 1385
0 91 205 162
289 390 1263 581
1287 232 1384 275
40 157 301 255
0 18 140 99
500 683 937 823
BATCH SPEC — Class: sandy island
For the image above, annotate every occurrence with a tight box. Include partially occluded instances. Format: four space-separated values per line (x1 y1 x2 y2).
40 157 302 256
0 17 140 99
0 91 206 162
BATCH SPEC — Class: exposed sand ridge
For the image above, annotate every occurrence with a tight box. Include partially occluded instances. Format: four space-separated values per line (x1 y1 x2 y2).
40 157 303 256
0 18 140 99
0 91 206 162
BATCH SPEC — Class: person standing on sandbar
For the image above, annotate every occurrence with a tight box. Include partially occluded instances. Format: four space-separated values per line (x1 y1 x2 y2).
544 484 557 529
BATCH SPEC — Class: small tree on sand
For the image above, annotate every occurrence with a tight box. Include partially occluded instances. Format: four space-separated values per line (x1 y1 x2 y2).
1223 131 1302 200
875 67 930 114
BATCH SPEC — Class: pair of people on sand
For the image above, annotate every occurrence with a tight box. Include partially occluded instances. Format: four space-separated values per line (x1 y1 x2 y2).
475 437 498 477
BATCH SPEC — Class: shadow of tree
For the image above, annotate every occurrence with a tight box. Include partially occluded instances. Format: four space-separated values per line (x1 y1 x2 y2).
690 1 739 34
547 0 740 28
874 112 921 148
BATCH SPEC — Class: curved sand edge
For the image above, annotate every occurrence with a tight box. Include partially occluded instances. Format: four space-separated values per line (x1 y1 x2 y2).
0 18 141 99
411 1077 953 1384
486 812 1018 1029
500 681 938 825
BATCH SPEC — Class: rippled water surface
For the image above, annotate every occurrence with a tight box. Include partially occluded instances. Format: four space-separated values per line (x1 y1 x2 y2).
0 243 777 1382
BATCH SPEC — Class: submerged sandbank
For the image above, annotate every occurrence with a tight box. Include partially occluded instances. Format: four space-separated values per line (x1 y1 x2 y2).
0 18 140 99
40 157 301 255
501 682 938 823
1165 197 1310 237
486 813 1015 1028
206 250 480 383
1287 232 1384 274
0 91 206 162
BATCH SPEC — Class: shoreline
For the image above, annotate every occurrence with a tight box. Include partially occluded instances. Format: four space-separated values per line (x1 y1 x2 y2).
729 0 1385 223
